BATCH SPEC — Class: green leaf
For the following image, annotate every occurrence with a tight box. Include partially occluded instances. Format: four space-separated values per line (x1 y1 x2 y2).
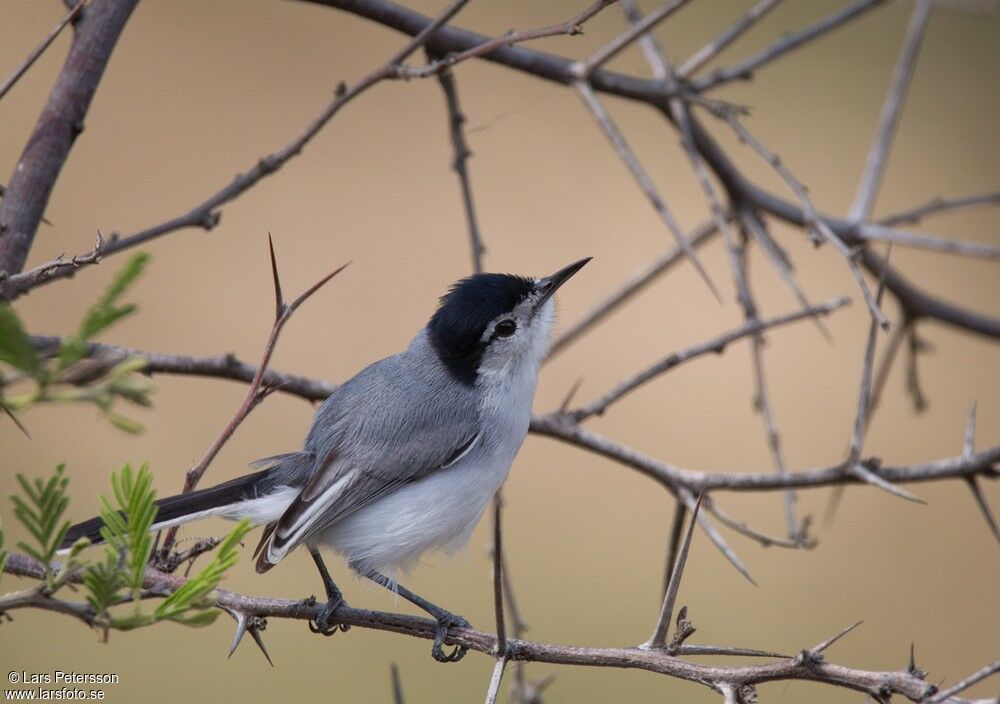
0 304 39 374
84 550 126 622
105 412 145 435
58 253 150 370
154 518 252 621
166 610 220 628
9 464 71 573
97 463 157 596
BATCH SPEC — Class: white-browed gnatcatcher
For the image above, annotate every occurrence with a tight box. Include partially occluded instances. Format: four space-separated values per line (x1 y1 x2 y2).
64 257 590 662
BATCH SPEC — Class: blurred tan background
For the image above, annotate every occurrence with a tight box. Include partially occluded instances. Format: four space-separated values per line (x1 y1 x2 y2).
1 1 998 701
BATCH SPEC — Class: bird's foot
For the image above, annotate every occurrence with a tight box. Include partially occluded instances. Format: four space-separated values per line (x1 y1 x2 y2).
430 610 471 663
308 593 351 637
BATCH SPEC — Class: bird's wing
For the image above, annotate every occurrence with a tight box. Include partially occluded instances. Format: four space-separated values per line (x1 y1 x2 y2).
256 350 480 571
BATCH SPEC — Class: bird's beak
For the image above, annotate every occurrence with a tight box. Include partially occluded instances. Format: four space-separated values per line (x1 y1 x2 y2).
533 257 591 314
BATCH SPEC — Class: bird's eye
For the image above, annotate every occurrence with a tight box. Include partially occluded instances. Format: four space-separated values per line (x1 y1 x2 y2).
494 320 517 337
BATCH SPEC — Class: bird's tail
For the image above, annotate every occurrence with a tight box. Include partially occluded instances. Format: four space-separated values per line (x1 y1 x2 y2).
60 467 275 550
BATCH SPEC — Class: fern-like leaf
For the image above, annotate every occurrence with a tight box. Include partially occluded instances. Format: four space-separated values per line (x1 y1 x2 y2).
58 253 150 371
10 465 71 573
0 303 39 374
154 518 252 622
97 464 157 599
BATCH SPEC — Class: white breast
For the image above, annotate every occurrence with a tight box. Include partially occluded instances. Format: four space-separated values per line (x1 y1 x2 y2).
319 342 543 580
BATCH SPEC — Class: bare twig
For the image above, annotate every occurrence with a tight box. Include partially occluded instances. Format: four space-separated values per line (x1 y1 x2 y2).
0 0 139 276
571 80 720 300
682 488 756 585
572 0 691 78
847 0 933 222
0 0 86 102
5 550 968 704
484 654 508 704
855 223 1000 260
569 296 849 421
430 52 485 272
961 402 999 543
0 0 470 300
491 493 507 656
927 660 1000 703
643 494 702 650
739 205 831 341
877 192 1000 228
390 663 405 704
303 0 1000 338
690 0 889 91
711 104 889 328
703 496 810 550
548 218 718 358
905 325 930 412
396 0 617 79
675 0 782 78
22 333 998 495
161 241 347 551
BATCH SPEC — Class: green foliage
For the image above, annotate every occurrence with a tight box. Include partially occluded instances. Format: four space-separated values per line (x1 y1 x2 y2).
0 253 153 433
0 304 39 374
97 464 157 598
5 463 252 636
10 465 71 578
153 518 253 625
58 252 150 371
83 550 125 623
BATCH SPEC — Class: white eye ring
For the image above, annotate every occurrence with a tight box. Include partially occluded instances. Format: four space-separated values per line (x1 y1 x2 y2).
494 320 517 337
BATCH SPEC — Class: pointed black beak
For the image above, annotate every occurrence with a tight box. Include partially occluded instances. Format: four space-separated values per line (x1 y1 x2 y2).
533 257 591 313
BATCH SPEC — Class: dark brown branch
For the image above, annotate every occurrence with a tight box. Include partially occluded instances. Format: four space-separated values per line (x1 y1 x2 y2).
297 0 1000 339
0 0 139 276
161 246 347 552
430 53 485 273
491 493 507 655
0 0 86 102
27 333 997 497
5 551 975 703
0 0 470 301
569 296 849 421
397 0 617 80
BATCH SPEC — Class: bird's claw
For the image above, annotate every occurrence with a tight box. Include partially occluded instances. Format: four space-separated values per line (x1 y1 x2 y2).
308 595 351 637
431 611 471 663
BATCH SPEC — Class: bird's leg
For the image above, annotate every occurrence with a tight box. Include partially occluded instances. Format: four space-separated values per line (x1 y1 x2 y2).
359 567 470 663
308 547 350 636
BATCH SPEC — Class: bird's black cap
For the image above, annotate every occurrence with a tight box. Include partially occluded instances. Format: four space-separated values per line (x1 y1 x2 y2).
429 273 534 385
428 258 590 385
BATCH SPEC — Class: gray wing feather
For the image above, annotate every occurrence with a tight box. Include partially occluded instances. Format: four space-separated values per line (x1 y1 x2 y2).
263 334 480 562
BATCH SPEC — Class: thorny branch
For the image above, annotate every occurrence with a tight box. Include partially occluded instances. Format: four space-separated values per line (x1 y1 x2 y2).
2 551 991 704
2 1 998 701
160 239 347 553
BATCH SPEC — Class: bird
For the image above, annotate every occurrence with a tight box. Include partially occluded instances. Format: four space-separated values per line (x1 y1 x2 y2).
62 257 590 662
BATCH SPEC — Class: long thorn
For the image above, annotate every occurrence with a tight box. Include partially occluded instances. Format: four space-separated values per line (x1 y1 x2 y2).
809 620 862 655
268 233 285 320
964 476 1000 544
851 462 924 504
643 493 703 649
